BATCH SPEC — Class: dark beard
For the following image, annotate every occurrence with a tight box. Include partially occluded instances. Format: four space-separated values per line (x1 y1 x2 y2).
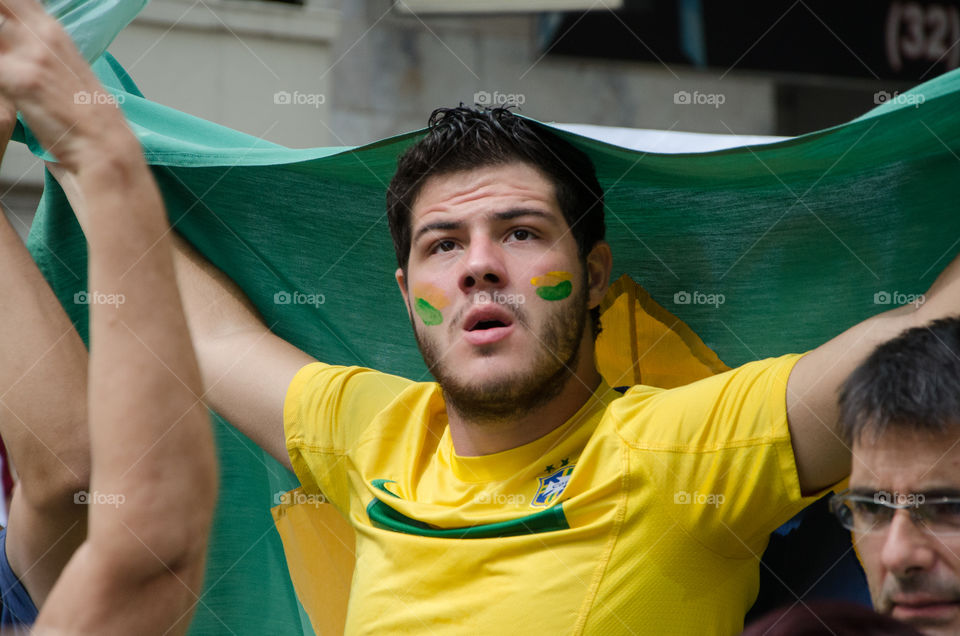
413 283 588 425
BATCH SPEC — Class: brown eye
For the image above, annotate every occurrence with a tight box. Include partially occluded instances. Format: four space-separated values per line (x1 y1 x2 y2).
512 229 532 241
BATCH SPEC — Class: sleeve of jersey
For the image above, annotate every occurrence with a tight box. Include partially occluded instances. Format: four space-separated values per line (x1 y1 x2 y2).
611 353 829 557
283 362 413 513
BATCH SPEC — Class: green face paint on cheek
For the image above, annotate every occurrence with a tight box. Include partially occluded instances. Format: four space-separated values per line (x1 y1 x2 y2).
536 280 572 301
414 297 444 325
531 271 573 301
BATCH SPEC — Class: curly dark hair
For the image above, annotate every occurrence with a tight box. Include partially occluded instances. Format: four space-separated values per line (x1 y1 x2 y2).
386 105 606 334
387 105 605 270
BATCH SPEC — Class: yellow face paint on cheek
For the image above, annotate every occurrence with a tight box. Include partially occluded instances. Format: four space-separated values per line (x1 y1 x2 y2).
412 283 449 326
531 271 573 301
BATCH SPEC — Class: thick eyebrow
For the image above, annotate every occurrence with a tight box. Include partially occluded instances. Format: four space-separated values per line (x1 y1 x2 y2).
413 220 463 245
412 208 554 245
493 208 553 223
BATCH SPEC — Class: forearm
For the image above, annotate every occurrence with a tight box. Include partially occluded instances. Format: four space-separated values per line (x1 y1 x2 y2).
0 111 89 502
788 296 928 493
0 193 89 502
37 149 217 633
78 148 217 569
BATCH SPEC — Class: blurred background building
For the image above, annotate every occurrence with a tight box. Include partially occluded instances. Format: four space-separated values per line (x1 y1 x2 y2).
3 0 954 236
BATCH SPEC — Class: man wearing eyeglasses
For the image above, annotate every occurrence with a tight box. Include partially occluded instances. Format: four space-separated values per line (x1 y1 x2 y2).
830 316 960 636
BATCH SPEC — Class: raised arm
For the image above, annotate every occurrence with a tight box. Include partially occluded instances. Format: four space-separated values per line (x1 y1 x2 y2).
0 0 217 632
787 251 960 493
0 97 90 611
45 171 315 471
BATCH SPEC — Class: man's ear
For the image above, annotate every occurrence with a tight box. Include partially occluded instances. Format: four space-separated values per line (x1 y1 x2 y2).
396 267 412 319
585 241 612 310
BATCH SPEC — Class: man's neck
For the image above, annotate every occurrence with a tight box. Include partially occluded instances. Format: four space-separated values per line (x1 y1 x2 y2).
446 350 604 457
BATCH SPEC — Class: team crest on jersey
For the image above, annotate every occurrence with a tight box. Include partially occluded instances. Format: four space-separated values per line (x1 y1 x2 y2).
531 464 575 508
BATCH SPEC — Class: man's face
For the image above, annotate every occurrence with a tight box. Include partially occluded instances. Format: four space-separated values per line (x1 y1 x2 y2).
851 427 960 635
395 161 609 421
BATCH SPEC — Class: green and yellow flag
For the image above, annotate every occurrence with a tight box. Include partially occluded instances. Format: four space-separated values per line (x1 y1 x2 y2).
17 2 960 634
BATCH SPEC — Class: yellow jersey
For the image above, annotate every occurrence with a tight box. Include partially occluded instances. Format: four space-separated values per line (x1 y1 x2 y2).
284 353 820 635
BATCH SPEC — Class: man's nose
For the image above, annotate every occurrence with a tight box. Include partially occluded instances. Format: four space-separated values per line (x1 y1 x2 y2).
459 236 507 292
879 509 937 578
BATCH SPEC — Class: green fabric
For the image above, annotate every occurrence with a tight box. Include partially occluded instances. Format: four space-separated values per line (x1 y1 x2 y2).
31 51 952 370
43 0 145 61
17 3 960 634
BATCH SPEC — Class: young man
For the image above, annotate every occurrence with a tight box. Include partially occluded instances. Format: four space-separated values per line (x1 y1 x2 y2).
831 316 960 636
0 0 218 632
22 6 960 636
155 103 960 633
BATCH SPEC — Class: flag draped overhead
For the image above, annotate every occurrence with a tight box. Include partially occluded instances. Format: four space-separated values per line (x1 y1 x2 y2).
16 2 960 634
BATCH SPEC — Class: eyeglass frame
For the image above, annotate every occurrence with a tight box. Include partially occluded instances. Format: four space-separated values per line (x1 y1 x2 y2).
829 488 960 536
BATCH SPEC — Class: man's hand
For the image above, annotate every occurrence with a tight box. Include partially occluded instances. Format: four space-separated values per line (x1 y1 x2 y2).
0 0 136 172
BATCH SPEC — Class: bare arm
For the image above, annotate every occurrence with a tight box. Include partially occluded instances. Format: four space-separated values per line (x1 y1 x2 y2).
787 252 960 493
0 1 217 632
0 98 89 609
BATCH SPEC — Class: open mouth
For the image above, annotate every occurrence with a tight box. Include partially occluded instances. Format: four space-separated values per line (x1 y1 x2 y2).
470 319 508 331
462 308 515 345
